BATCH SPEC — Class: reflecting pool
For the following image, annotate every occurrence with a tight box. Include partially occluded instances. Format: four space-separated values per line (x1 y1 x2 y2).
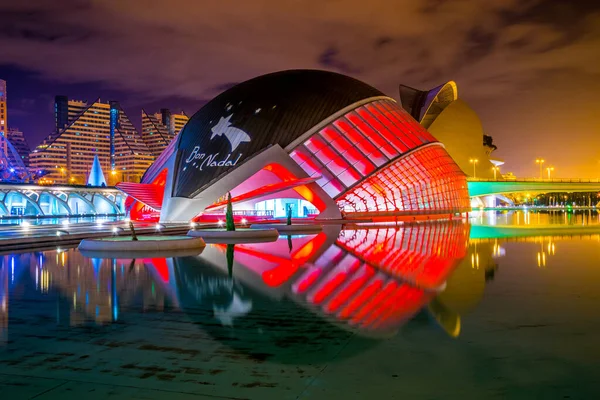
1 220 599 399
471 209 600 227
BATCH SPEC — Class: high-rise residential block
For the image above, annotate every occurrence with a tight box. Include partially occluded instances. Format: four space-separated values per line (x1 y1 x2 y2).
141 109 188 158
6 128 30 168
0 80 7 168
30 96 154 185
0 80 31 177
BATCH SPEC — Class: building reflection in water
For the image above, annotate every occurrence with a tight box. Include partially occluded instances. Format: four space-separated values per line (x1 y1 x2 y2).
0 251 175 338
433 234 569 337
429 239 501 337
0 258 6 346
0 222 471 356
4 223 583 356
183 222 471 340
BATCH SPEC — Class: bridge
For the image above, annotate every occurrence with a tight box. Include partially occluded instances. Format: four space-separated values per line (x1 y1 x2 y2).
0 183 125 218
468 178 600 197
467 178 600 207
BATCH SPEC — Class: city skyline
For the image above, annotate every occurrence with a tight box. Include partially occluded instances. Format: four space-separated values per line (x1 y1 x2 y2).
1 1 600 178
0 69 190 146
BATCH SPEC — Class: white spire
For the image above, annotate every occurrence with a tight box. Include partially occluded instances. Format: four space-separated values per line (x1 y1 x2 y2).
87 154 107 186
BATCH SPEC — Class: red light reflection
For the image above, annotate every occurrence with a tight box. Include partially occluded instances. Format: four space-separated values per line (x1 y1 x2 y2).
207 222 468 337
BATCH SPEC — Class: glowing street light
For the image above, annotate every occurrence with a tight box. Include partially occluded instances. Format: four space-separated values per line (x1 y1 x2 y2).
546 166 554 179
492 166 500 180
469 158 479 178
535 158 545 179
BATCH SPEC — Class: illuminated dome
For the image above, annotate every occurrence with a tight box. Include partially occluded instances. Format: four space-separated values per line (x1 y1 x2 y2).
174 70 385 198
119 70 470 223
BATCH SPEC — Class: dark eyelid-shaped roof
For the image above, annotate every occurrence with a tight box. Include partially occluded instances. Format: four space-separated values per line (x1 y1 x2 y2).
174 70 388 198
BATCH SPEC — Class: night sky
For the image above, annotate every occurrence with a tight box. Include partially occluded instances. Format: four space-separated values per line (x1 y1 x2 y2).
1 0 599 178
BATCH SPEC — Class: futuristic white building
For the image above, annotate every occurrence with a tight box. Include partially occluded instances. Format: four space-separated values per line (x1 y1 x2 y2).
118 70 470 223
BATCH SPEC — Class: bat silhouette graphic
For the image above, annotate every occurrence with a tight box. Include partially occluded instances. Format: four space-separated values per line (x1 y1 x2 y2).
210 115 251 152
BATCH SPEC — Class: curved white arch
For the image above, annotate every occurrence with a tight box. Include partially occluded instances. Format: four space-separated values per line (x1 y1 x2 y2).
0 202 8 216
39 191 72 215
420 81 458 129
5 191 44 215
68 193 96 215
24 190 40 202
54 191 69 202
92 193 120 214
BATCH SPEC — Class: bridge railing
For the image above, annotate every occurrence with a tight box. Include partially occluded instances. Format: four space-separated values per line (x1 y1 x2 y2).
467 178 600 183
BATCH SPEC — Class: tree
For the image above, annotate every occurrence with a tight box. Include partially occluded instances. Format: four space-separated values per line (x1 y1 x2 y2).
128 221 138 241
226 244 235 277
225 192 235 231
483 134 497 152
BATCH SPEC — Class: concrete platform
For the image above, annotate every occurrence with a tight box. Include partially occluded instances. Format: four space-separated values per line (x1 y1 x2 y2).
79 247 205 259
187 228 279 243
78 235 206 254
0 223 193 254
251 223 323 234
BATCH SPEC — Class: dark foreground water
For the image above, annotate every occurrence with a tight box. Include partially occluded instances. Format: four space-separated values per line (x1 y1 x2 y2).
1 219 599 399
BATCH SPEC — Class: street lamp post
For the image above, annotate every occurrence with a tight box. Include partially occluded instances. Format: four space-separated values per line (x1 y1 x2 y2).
469 158 479 178
535 158 545 179
546 166 554 180
492 166 500 180
59 167 66 184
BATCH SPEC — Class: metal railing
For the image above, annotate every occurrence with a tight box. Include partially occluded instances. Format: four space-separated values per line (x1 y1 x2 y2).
468 178 600 183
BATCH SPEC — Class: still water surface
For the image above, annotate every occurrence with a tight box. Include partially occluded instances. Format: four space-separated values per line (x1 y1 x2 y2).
1 215 599 399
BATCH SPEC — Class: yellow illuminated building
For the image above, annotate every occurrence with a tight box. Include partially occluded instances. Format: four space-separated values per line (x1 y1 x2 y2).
400 81 502 179
0 79 7 167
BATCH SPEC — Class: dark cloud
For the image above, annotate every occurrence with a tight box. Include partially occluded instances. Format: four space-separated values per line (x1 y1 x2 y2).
374 36 393 49
212 82 240 92
318 47 361 74
462 27 498 64
0 0 599 177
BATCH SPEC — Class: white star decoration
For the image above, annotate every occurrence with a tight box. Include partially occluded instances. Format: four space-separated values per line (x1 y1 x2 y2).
213 293 253 326
211 115 234 133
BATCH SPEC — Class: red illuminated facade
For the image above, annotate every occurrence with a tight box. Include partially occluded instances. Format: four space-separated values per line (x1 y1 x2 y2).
290 99 469 217
117 70 469 222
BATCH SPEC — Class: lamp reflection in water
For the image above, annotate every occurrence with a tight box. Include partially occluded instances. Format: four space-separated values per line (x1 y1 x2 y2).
537 237 556 268
0 260 7 345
